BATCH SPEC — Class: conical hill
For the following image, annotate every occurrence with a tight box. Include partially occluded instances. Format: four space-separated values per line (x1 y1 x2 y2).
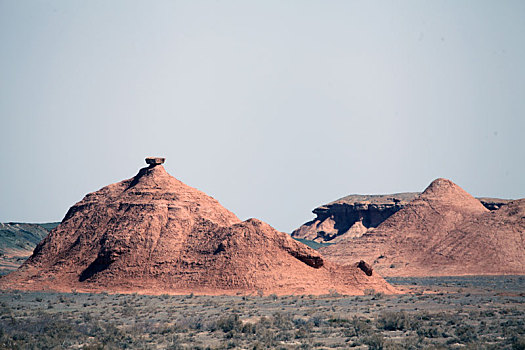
0 159 397 295
321 178 525 276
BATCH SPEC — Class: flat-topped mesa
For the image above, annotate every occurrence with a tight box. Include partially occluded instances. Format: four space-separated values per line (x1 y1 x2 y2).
320 179 525 277
145 157 165 166
292 189 513 243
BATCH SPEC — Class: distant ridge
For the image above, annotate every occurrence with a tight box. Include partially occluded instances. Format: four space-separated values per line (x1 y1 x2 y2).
0 222 58 275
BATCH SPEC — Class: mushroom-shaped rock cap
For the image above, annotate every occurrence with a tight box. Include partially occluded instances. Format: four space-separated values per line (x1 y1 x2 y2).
145 157 165 166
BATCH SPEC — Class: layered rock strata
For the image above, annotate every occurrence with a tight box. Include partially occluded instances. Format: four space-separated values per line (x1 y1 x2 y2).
320 179 525 277
293 192 512 243
0 159 398 295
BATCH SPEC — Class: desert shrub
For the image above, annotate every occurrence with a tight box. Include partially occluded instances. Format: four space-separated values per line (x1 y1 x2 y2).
455 324 477 343
441 312 461 326
82 342 105 350
272 312 293 330
251 341 266 350
257 316 272 328
275 330 293 341
510 334 525 350
382 341 410 350
293 317 308 327
121 305 137 317
309 315 324 327
342 316 373 338
502 319 525 335
417 325 445 338
328 317 350 326
242 322 256 334
177 315 204 331
216 314 242 333
372 292 384 300
226 339 239 348
363 333 384 350
0 316 109 349
295 326 309 339
254 326 275 347
399 335 423 350
377 311 412 331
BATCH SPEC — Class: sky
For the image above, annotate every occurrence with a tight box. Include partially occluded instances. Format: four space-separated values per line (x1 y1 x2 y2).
1 0 524 232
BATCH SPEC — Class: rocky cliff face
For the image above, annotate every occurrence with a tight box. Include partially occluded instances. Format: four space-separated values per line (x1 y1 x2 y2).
0 160 398 295
292 192 512 243
320 179 525 277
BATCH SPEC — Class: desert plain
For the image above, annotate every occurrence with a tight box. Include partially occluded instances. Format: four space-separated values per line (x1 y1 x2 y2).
0 159 524 349
0 276 524 349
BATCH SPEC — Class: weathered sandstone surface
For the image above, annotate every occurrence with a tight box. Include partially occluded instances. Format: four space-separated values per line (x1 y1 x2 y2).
0 160 397 295
320 179 525 276
292 193 418 242
292 192 512 243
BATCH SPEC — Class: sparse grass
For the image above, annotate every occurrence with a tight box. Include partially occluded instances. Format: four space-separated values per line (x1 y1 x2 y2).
0 276 523 349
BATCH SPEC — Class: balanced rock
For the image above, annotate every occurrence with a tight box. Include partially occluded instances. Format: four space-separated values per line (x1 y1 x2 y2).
321 178 525 276
0 159 398 295
145 157 165 166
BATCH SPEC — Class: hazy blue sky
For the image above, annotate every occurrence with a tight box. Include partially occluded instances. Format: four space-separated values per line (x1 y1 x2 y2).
1 1 524 232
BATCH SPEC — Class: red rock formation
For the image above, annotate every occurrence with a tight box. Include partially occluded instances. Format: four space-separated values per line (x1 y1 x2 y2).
292 193 419 242
321 178 525 277
0 160 398 295
292 192 511 243
356 260 373 276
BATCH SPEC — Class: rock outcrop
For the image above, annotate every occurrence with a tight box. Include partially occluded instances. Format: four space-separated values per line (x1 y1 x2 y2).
145 157 165 165
356 260 373 276
292 192 512 243
0 159 398 295
320 178 525 276
292 193 418 242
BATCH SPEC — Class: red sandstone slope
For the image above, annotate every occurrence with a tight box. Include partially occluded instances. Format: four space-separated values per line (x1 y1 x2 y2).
321 178 525 276
0 161 397 295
